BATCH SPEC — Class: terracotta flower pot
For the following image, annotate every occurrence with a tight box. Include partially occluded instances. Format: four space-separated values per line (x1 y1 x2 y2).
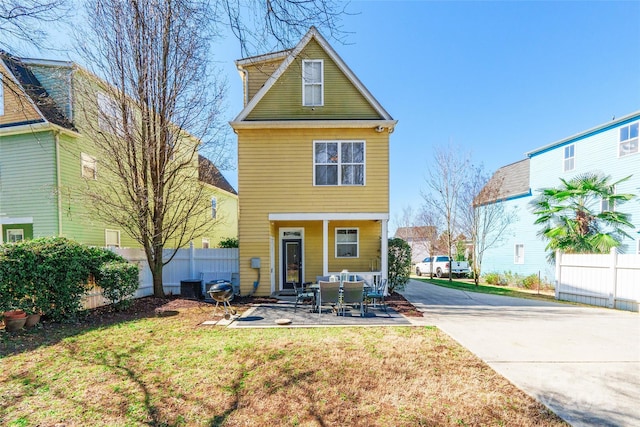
25 313 42 328
3 316 27 332
3 310 27 320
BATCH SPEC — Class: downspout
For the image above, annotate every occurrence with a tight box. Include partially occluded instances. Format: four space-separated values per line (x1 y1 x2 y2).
55 132 63 237
239 66 249 106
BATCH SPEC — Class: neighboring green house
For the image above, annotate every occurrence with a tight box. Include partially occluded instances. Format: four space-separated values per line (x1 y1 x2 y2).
0 53 237 247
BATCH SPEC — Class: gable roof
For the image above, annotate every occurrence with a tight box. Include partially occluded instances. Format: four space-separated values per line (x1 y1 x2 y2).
526 111 640 158
231 26 395 127
476 159 531 205
198 155 237 195
0 51 76 131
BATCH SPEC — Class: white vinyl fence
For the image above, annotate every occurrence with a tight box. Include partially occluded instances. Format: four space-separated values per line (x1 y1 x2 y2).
555 249 640 312
82 245 239 309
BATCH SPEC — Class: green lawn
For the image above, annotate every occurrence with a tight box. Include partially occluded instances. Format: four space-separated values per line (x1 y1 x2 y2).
413 276 558 302
1 300 566 426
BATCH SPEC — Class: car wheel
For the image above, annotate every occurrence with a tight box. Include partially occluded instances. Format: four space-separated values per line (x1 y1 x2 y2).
436 268 443 278
416 267 421 276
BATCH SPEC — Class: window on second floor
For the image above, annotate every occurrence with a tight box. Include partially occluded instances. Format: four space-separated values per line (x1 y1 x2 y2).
81 152 97 180
97 92 128 136
336 228 359 258
514 243 524 264
211 197 217 219
563 144 575 172
314 141 365 186
302 60 323 107
619 122 638 157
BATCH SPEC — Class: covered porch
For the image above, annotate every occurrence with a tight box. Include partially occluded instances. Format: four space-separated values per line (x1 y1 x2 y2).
267 212 388 295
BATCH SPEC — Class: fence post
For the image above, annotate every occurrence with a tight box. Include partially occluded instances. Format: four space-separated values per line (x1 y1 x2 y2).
189 241 195 278
555 250 561 300
608 247 617 309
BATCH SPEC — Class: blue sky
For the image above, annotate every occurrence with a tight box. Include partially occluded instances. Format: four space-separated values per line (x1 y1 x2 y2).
11 1 640 231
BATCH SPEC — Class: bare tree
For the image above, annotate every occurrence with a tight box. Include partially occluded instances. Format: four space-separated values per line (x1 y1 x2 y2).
74 0 347 297
0 0 70 51
459 164 516 285
421 144 470 282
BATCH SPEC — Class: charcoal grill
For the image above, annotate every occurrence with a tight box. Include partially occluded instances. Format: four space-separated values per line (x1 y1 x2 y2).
207 281 237 320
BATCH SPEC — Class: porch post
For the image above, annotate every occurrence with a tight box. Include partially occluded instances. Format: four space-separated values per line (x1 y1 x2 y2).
323 220 329 275
381 219 388 280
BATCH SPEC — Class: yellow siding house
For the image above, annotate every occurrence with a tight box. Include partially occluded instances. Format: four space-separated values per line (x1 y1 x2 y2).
230 27 397 296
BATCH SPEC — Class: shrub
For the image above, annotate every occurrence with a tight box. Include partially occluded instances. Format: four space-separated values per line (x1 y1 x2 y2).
218 237 239 248
484 272 501 285
521 274 539 290
388 237 412 293
0 237 133 321
97 262 140 310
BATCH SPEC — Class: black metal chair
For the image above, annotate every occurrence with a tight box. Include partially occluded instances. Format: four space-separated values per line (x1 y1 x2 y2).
292 281 315 313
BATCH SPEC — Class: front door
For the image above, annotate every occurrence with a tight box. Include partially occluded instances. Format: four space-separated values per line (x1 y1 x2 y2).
282 239 302 290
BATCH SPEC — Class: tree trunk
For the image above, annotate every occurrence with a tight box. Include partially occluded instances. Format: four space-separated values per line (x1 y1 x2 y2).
151 257 165 298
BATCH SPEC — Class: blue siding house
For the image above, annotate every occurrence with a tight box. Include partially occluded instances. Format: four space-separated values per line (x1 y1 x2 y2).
480 111 640 282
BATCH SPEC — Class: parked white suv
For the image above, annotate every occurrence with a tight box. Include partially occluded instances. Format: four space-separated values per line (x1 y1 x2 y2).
415 256 470 278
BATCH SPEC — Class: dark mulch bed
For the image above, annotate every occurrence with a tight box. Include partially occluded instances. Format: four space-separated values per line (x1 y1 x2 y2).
85 291 423 323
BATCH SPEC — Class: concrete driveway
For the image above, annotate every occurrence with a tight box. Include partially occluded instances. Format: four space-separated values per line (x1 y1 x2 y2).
399 279 640 427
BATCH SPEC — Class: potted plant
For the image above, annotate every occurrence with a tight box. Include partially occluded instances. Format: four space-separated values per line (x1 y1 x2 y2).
2 309 27 332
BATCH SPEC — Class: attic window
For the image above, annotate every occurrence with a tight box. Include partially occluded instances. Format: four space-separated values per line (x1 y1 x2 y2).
302 60 323 107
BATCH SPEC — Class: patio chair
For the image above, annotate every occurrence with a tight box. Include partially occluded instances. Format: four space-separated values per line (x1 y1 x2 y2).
317 280 341 316
341 280 365 317
365 278 388 313
293 281 315 313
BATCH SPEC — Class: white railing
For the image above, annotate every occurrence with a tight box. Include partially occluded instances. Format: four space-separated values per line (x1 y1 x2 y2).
555 249 640 312
82 245 239 309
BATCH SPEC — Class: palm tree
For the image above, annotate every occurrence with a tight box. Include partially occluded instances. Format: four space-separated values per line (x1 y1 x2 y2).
531 172 635 261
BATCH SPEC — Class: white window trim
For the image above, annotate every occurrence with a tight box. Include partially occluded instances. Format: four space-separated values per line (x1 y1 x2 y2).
0 73 4 116
335 227 359 258
514 243 524 264
302 59 324 107
105 229 121 248
6 229 24 242
619 122 639 157
313 140 366 186
81 152 97 180
563 143 575 172
202 238 210 249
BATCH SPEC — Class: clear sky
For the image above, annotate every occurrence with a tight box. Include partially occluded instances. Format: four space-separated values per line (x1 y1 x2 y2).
10 1 640 232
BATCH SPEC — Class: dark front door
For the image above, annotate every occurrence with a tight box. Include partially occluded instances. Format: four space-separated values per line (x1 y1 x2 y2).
282 239 302 290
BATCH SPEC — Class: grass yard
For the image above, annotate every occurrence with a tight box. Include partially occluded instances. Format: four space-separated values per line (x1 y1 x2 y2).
1 298 566 427
413 276 558 302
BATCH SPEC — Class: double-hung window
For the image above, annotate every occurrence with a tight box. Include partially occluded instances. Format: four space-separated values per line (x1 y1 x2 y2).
6 229 23 243
563 144 575 172
601 185 616 213
514 244 524 264
302 60 323 106
211 197 217 219
81 153 97 179
619 122 638 157
314 141 365 186
105 229 121 247
336 228 359 258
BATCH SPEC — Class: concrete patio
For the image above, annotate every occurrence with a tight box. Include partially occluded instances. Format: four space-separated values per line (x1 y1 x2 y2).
221 299 415 328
